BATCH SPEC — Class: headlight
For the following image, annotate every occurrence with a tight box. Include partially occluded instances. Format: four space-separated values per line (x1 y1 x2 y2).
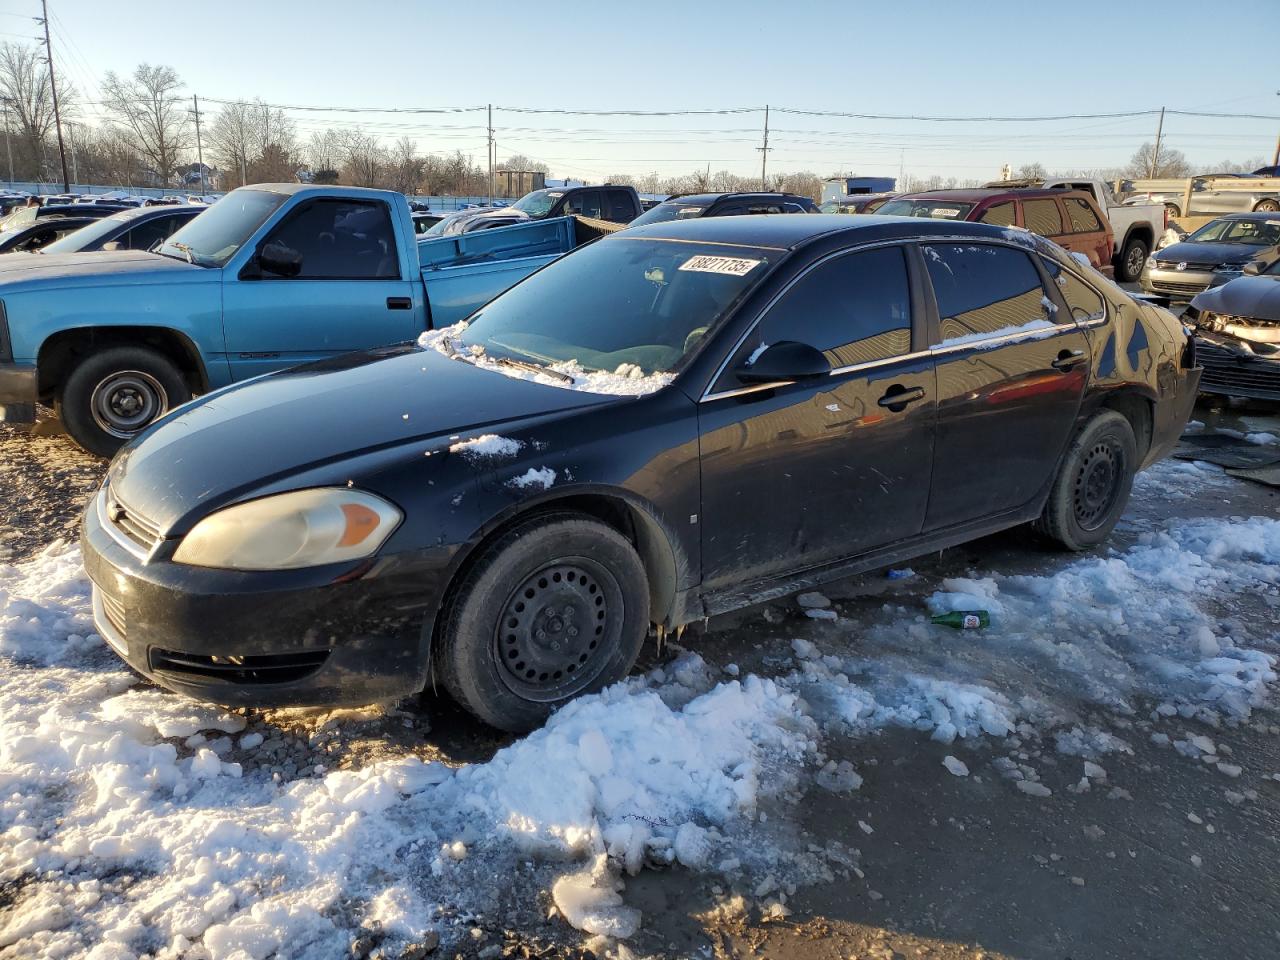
173 488 402 570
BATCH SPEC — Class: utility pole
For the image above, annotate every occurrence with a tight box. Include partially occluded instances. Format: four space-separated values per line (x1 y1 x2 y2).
66 121 76 184
1149 106 1165 179
487 103 494 205
191 95 206 194
757 104 771 190
2 98 13 188
38 0 70 193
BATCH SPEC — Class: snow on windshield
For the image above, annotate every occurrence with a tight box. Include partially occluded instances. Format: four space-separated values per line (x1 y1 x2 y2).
419 323 676 397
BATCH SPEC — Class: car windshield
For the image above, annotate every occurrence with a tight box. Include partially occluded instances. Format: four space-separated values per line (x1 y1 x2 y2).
455 238 777 378
41 212 135 253
156 189 286 266
510 190 561 217
1187 218 1280 246
629 201 709 226
877 198 975 220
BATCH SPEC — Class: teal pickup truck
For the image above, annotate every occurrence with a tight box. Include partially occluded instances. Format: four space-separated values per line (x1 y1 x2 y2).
0 184 603 455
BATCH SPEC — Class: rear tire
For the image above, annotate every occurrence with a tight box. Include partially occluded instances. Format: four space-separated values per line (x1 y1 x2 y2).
57 346 190 458
1116 235 1150 282
434 512 649 732
1253 199 1280 213
1164 203 1181 219
1035 411 1137 551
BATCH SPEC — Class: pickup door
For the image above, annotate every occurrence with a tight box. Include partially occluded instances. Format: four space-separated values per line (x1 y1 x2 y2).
221 196 420 380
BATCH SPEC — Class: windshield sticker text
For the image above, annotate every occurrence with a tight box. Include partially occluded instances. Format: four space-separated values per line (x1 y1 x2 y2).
679 255 762 276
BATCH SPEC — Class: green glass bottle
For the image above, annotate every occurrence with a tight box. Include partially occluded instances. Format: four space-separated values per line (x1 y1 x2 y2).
930 610 990 630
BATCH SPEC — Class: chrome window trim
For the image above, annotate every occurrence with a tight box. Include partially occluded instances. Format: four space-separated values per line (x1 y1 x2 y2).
700 235 1104 404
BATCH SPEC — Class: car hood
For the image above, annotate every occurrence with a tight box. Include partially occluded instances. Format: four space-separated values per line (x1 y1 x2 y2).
1191 275 1280 322
0 249 199 289
108 345 621 532
1153 241 1266 266
468 207 532 223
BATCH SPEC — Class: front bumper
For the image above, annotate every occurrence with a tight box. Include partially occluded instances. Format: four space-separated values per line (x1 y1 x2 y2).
0 361 36 423
1194 334 1280 401
81 488 452 708
1142 266 1218 300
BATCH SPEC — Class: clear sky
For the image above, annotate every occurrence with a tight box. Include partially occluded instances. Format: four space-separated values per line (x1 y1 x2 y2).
8 0 1279 183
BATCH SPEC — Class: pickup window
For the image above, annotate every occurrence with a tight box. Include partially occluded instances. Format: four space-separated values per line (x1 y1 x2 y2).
1064 198 1103 233
606 189 635 222
262 199 399 280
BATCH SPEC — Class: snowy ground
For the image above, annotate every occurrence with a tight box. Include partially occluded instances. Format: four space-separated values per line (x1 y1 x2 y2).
2 403 1280 960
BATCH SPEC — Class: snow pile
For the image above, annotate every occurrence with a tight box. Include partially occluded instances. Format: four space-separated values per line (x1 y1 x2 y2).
417 323 675 397
0 547 816 956
509 466 556 490
448 434 522 459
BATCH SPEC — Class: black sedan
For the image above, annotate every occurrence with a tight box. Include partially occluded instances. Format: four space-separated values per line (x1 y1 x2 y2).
82 215 1201 731
0 216 100 253
37 204 203 255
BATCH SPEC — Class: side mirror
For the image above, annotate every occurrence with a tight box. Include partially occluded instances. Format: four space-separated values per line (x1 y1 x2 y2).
100 240 122 252
735 340 831 384
258 241 302 278
1243 261 1263 276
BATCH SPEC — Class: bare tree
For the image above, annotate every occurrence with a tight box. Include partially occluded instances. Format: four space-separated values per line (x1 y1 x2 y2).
304 129 343 181
1126 141 1189 179
100 63 190 186
387 136 424 193
205 99 255 186
1016 162 1047 180
341 129 384 187
0 41 76 180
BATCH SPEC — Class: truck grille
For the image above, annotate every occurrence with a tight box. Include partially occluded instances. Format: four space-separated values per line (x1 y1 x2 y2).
148 648 331 685
1196 341 1280 399
105 489 163 552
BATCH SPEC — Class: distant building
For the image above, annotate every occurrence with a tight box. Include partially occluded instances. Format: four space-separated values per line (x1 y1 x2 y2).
493 170 547 197
181 162 218 190
822 176 897 203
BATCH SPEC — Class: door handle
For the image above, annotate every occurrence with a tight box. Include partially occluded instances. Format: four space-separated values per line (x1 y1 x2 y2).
877 385 926 410
1051 349 1086 371
386 297 412 310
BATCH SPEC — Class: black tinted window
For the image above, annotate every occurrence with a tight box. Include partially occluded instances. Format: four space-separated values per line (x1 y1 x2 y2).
923 244 1051 342
1064 198 1102 233
978 202 1015 227
744 246 912 370
1040 256 1106 322
606 190 635 222
564 191 604 219
264 199 398 279
124 216 180 251
1022 199 1064 236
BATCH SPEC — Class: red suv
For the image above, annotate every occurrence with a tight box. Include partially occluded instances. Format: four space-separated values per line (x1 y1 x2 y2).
877 188 1115 277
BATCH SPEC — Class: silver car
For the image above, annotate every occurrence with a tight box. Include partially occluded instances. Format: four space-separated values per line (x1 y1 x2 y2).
1142 213 1280 300
1125 174 1280 219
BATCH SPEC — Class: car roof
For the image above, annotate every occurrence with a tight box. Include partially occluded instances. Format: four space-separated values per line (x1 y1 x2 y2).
113 204 202 220
892 187 1074 203
1214 212 1280 222
664 192 808 205
620 212 1021 250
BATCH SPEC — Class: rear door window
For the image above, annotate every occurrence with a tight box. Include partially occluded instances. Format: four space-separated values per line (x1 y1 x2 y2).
1064 197 1103 233
1022 199 1065 237
922 243 1052 343
565 191 604 219
728 245 913 376
978 202 1015 227
1040 257 1106 322
606 190 635 221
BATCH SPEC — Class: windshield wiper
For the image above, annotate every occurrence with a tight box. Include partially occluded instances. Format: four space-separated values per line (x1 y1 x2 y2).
493 355 574 383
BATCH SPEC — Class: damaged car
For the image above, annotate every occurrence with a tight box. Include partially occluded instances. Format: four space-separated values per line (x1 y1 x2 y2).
82 215 1201 732
1188 257 1280 401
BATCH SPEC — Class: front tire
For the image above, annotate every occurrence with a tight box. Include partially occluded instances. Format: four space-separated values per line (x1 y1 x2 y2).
434 513 649 732
1035 411 1137 551
1116 235 1150 282
57 346 191 457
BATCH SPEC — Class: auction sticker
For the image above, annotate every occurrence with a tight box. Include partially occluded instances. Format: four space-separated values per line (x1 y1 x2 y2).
679 255 762 276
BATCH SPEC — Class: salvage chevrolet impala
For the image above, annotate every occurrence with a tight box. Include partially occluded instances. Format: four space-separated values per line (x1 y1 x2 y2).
82 215 1201 731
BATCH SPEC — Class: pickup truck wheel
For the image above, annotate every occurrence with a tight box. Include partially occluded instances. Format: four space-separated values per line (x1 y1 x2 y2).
434 512 649 732
1254 199 1280 213
1035 411 1136 552
1163 203 1181 219
57 346 191 457
1116 236 1150 282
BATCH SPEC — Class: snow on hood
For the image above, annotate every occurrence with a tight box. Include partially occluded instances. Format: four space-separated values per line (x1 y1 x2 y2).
418 323 675 397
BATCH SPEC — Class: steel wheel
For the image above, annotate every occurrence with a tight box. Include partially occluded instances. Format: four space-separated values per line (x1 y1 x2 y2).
90 370 169 438
494 558 623 702
1072 439 1124 532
